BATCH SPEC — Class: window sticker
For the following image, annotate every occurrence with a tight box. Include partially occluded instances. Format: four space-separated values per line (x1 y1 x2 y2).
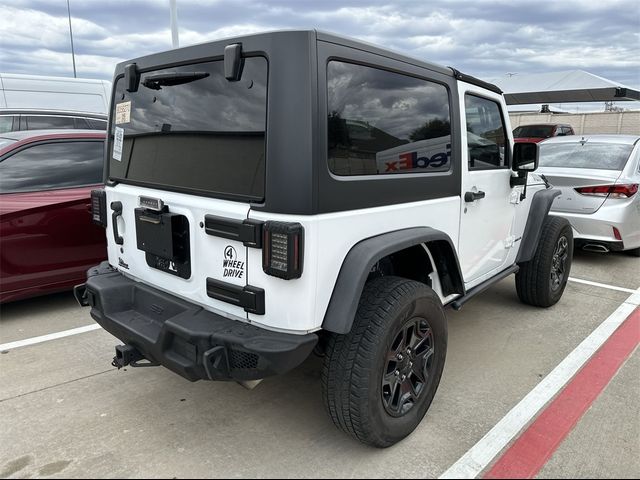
113 126 124 161
115 101 131 124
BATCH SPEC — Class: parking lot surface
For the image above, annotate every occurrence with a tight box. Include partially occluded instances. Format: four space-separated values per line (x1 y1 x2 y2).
1 251 638 479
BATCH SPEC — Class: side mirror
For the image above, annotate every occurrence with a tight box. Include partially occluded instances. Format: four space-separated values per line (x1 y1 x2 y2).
512 142 539 172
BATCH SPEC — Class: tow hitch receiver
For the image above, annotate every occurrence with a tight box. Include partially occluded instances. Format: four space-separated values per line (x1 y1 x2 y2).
112 345 159 369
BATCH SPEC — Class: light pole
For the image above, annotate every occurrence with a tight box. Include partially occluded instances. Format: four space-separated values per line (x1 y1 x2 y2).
67 0 77 77
170 0 179 48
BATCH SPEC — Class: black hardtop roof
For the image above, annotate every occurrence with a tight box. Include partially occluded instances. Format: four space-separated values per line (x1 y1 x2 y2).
114 29 502 94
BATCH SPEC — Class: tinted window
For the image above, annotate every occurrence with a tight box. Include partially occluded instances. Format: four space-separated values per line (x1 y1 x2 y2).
0 116 15 133
465 95 508 170
109 57 267 201
74 117 90 129
327 61 451 176
86 118 108 130
25 115 76 130
513 125 554 138
0 141 104 193
539 142 633 170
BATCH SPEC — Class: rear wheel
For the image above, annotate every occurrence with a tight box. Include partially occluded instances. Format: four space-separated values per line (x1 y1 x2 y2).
516 216 573 307
321 276 447 447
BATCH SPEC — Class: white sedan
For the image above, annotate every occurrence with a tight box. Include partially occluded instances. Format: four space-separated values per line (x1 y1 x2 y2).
537 134 640 256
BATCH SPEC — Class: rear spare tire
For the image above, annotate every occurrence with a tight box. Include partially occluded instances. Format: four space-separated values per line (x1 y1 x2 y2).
321 276 447 447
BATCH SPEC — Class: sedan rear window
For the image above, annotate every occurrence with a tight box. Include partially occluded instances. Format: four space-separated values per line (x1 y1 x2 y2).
539 142 633 170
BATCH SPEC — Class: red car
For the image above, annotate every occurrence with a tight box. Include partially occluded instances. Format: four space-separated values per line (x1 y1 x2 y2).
513 123 575 143
0 130 107 302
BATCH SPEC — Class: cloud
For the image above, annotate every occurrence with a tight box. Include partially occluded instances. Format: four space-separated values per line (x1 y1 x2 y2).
1 0 638 100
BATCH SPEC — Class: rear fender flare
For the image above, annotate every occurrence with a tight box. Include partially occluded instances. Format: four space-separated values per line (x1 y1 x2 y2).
321 227 464 334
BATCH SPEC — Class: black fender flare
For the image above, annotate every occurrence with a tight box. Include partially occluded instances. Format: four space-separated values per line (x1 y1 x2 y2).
321 227 464 334
516 187 561 264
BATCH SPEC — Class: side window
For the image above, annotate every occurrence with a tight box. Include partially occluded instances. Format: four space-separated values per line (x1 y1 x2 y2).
74 117 91 129
0 116 16 133
0 141 104 194
327 61 451 176
25 115 75 130
465 94 508 170
86 118 108 130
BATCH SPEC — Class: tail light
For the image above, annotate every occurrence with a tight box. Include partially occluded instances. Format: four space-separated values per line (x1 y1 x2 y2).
574 184 638 198
262 221 304 280
91 189 107 227
613 227 622 241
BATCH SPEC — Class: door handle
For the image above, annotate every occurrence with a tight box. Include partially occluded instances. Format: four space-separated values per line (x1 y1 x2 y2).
110 201 124 245
464 190 486 202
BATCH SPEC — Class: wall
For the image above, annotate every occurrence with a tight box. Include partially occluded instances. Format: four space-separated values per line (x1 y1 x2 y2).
509 111 640 135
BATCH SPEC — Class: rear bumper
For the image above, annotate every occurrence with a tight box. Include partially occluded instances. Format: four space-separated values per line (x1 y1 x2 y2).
549 200 640 251
75 262 317 382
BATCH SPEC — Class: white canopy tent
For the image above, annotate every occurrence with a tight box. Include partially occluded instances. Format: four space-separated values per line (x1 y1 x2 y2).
490 70 640 105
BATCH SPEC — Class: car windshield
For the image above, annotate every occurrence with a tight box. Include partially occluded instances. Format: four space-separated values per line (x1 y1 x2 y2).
108 57 268 201
513 125 554 138
539 141 633 170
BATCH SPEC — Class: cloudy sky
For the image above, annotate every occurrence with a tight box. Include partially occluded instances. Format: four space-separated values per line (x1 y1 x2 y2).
2 0 639 98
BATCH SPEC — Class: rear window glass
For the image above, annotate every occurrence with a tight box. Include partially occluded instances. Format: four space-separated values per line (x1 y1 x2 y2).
327 61 451 176
513 125 554 138
25 115 76 130
539 142 633 170
108 57 267 201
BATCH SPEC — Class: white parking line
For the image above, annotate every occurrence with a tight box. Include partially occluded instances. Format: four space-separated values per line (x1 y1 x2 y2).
439 287 640 479
0 324 102 352
568 276 637 294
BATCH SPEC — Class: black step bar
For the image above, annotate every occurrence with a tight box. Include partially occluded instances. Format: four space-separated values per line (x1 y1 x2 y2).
451 265 519 310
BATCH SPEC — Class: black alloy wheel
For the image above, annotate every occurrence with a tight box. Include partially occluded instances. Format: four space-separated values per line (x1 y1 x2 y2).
382 318 435 417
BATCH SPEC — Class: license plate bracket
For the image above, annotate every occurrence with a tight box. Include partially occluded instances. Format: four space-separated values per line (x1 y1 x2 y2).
135 207 191 279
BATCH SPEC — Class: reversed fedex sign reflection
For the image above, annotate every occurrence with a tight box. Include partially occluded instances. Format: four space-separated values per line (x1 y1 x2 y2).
376 135 451 174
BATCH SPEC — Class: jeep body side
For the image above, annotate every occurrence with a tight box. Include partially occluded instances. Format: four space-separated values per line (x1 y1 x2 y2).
77 30 572 447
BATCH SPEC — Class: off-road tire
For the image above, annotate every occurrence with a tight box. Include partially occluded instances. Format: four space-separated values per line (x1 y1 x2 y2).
321 276 447 448
516 216 573 307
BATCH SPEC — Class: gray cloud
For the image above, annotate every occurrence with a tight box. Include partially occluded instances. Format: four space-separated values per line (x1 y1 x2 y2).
2 0 639 98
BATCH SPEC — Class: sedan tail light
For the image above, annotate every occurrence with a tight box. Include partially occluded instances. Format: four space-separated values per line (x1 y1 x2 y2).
91 189 107 227
262 221 304 280
574 184 638 198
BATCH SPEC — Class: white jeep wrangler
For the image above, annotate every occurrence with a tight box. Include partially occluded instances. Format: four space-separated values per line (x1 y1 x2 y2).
76 30 573 448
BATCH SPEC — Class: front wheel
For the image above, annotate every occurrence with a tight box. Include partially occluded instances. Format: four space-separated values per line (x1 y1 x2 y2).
321 276 447 447
516 216 573 307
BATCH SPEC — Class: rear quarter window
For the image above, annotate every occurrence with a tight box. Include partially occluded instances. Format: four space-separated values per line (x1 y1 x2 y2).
327 61 451 176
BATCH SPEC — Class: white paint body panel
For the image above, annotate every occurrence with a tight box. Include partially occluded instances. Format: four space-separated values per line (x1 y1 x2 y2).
248 197 461 332
105 183 250 321
458 82 521 288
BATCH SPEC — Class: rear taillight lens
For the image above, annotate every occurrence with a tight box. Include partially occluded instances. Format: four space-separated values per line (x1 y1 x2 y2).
91 189 107 227
262 221 304 280
574 184 638 198
613 227 622 241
